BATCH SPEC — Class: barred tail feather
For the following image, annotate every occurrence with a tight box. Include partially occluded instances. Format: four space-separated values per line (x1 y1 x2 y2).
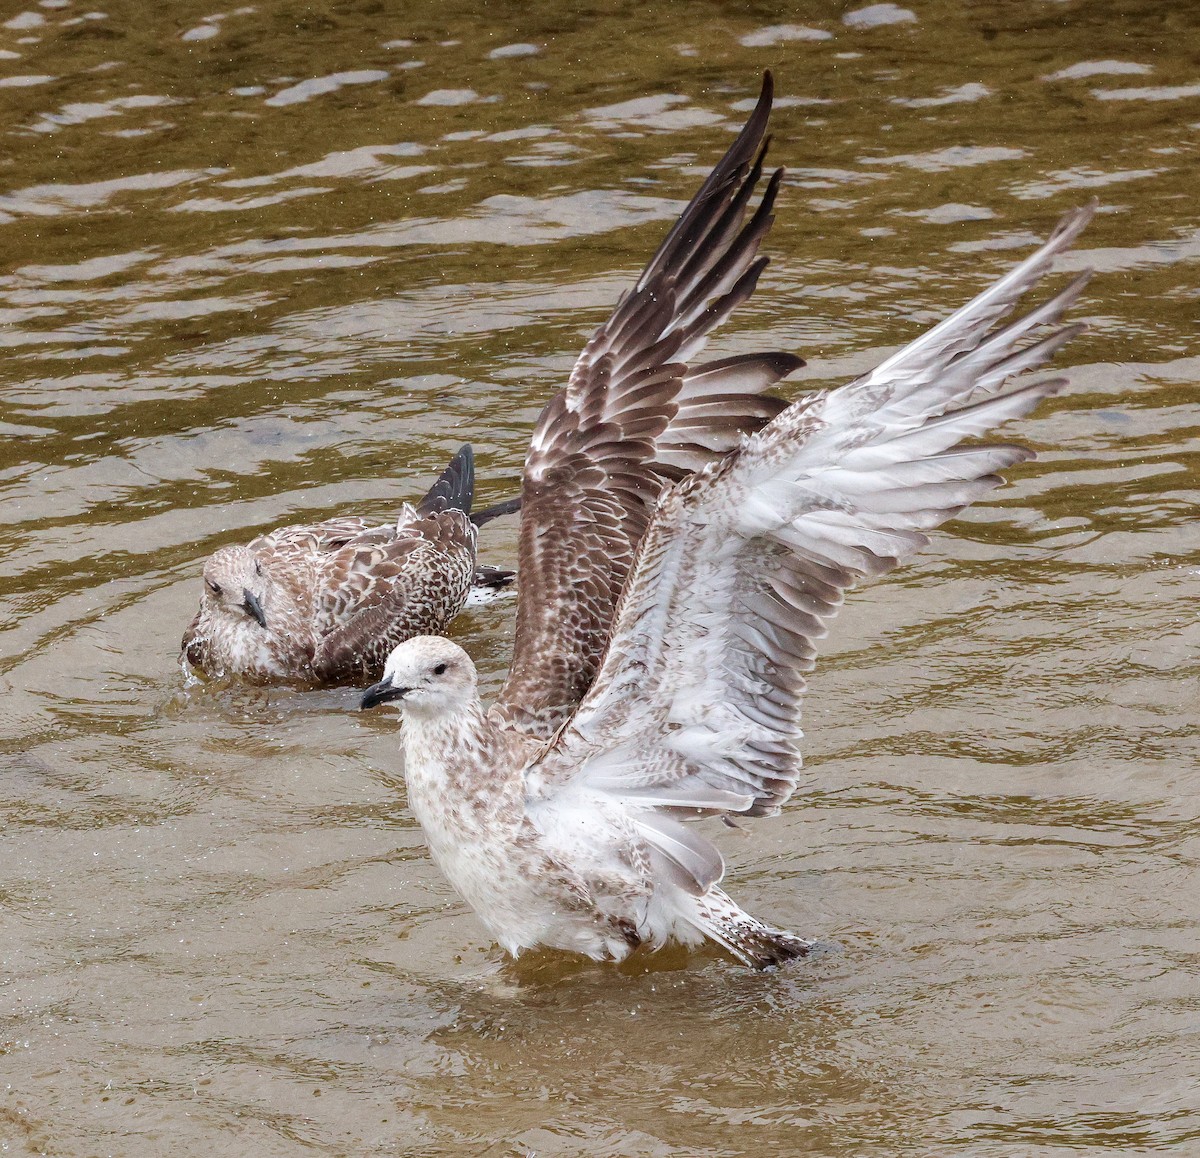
679 887 814 969
471 564 515 590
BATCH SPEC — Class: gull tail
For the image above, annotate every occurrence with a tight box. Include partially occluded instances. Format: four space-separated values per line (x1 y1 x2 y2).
680 887 813 969
471 563 515 591
417 444 475 516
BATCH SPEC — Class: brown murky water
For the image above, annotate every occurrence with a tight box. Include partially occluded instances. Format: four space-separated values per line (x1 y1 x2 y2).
1 1 1198 1154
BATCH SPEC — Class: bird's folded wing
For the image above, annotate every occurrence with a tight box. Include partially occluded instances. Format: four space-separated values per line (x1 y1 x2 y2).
491 72 800 739
309 512 478 681
256 517 380 558
530 203 1094 892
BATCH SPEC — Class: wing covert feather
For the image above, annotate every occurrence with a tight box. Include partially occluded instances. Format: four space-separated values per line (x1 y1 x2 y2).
310 510 478 682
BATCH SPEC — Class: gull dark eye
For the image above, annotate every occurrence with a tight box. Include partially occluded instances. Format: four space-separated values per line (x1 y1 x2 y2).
432 662 447 676
207 580 222 595
254 560 263 577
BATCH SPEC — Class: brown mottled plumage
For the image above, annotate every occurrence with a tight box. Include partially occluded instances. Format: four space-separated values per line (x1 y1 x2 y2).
492 71 801 738
182 445 513 685
361 74 1096 968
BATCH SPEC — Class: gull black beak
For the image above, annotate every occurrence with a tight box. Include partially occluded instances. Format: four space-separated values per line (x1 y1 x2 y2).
242 588 267 628
361 680 410 710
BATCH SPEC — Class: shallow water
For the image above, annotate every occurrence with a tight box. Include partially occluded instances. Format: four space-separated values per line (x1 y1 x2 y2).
2 1 1198 1154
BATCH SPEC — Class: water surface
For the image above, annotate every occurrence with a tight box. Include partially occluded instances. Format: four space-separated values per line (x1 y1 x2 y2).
1 1 1198 1154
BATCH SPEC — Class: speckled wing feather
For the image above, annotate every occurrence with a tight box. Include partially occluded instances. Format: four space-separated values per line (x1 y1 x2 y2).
531 204 1094 893
272 445 480 680
491 72 801 738
255 517 379 555
309 509 478 683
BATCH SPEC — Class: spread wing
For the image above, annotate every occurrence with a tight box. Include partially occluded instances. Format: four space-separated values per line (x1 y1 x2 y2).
491 72 801 738
529 203 1095 895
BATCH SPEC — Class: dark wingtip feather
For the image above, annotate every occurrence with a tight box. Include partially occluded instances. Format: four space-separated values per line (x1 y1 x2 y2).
417 444 475 516
471 495 523 527
635 71 776 293
758 71 774 119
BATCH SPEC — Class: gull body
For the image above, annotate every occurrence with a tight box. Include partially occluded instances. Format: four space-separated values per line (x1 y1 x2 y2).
183 445 515 685
361 74 1095 967
365 636 728 961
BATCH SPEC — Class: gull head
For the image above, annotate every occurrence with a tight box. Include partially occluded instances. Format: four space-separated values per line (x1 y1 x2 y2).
201 545 269 629
360 636 478 718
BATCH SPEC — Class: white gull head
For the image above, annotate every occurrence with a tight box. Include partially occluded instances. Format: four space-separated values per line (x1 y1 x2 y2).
360 635 478 719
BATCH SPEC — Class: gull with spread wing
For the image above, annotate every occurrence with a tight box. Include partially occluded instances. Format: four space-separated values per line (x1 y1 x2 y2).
361 77 1095 967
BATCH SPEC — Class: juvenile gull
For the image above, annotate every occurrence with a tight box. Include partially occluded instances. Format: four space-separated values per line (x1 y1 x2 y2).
360 75 1097 966
182 444 516 685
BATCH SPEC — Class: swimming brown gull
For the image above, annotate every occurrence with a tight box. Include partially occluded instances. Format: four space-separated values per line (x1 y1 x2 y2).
360 86 1095 966
182 444 517 685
